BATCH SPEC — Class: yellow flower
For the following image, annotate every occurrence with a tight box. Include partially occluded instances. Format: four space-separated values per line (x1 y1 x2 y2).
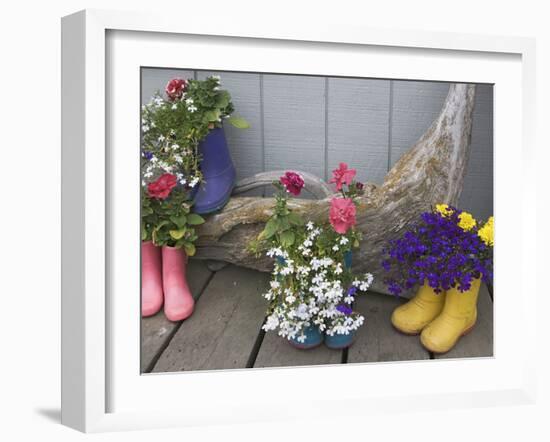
478 216 494 246
458 211 477 231
435 204 452 217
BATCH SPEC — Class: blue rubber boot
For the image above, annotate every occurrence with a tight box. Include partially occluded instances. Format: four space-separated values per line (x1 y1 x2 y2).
193 127 236 214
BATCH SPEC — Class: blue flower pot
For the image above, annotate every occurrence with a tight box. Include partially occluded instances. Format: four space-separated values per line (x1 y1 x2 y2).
193 127 237 214
344 250 352 269
288 325 324 350
324 330 356 349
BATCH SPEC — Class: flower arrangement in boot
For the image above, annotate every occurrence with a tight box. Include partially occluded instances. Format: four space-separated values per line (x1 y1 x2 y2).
381 204 494 352
250 164 374 349
140 76 249 320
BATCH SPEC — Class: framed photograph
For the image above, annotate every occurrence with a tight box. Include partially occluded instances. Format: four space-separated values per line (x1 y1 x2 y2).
61 9 537 433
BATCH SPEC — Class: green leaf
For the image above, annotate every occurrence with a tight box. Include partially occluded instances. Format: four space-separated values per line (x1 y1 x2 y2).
170 214 187 228
227 116 250 129
141 223 148 241
204 109 221 122
169 229 186 240
187 213 205 225
288 212 304 226
260 217 279 239
279 230 295 248
216 91 231 109
183 243 196 256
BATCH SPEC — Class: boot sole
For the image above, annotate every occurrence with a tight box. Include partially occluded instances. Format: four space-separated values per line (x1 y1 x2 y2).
421 321 476 355
391 322 422 336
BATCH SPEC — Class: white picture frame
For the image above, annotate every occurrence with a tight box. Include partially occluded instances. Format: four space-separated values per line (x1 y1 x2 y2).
61 9 537 433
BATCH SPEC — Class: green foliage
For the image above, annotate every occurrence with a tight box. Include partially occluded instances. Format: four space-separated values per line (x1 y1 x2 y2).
141 75 248 253
141 187 203 253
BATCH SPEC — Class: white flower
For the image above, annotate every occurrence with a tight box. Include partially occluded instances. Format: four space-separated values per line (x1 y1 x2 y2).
332 245 339 251
212 75 221 81
188 105 198 113
158 135 165 142
306 221 314 231
142 125 149 133
171 143 180 150
270 280 280 289
174 154 183 163
334 263 343 275
172 104 177 110
185 98 194 105
285 295 296 304
189 176 200 188
339 236 349 245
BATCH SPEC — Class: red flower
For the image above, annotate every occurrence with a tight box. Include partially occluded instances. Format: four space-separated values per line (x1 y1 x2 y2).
147 174 177 199
165 78 188 101
329 162 356 191
329 197 357 234
280 171 305 196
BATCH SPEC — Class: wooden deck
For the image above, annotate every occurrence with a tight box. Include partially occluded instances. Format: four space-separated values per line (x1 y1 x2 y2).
141 260 493 373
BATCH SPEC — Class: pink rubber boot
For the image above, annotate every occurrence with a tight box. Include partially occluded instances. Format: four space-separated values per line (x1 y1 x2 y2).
141 241 163 317
162 246 195 322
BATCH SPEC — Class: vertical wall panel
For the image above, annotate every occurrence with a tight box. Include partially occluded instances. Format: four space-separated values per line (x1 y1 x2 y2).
458 84 494 221
141 68 195 106
327 78 390 185
141 69 493 221
390 81 450 166
262 75 326 180
197 71 263 182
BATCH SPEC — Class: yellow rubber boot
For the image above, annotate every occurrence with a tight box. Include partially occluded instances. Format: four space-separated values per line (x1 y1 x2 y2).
391 282 446 335
420 278 481 353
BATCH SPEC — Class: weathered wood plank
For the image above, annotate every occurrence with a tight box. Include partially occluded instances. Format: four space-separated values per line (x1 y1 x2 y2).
458 84 494 221
141 68 196 105
140 259 213 372
151 266 270 372
390 80 450 167
347 292 430 363
328 78 390 185
254 332 342 368
434 283 493 359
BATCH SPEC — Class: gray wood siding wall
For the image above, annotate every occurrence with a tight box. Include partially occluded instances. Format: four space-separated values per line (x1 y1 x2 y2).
142 69 493 220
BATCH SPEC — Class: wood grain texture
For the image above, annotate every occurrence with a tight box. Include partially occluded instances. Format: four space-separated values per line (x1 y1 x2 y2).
328 78 390 185
348 292 430 363
193 85 477 284
390 81 450 167
263 75 326 179
458 84 494 221
197 71 263 183
151 265 269 372
254 331 342 368
434 283 493 359
140 259 212 372
141 68 196 106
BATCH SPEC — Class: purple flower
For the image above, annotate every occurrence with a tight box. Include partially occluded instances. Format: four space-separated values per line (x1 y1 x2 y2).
347 286 358 296
336 304 353 315
381 206 493 293
143 150 153 160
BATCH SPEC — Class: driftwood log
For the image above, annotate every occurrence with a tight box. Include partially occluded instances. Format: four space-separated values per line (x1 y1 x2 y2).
195 84 476 294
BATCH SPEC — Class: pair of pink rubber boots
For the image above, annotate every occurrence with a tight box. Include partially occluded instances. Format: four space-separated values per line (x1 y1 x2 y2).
141 241 194 321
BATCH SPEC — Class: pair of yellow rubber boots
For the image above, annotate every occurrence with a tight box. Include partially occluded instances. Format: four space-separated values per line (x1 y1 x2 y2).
391 278 481 353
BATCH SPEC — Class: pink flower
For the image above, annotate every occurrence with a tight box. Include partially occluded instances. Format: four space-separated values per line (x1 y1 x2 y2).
165 78 188 101
147 173 177 199
280 171 305 196
329 162 356 191
329 197 357 234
